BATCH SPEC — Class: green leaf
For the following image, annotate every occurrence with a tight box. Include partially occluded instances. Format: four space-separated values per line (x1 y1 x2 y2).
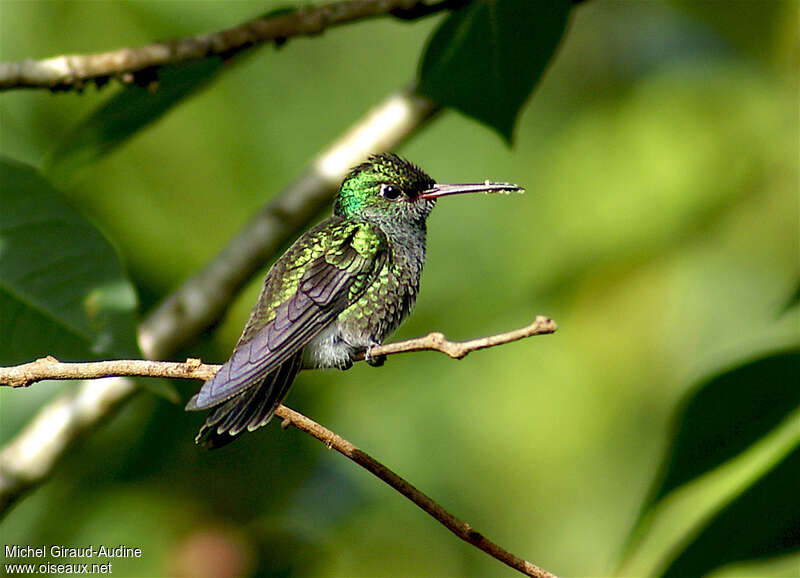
0 158 177 401
417 0 571 142
781 278 800 315
623 350 800 555
0 158 139 361
661 445 800 577
45 58 223 181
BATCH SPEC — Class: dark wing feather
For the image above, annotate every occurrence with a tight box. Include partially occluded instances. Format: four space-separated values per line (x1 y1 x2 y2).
194 350 304 449
186 219 387 411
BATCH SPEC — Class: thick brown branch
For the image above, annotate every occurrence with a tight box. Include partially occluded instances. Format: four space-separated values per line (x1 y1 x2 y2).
0 0 461 91
0 316 556 388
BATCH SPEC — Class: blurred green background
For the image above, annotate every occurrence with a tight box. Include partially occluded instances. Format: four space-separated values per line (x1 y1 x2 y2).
1 1 797 576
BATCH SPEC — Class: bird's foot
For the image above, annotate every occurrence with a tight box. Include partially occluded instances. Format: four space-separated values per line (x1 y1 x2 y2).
365 344 386 367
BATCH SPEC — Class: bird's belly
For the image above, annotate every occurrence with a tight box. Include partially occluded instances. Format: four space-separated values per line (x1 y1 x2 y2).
301 322 355 370
303 261 419 370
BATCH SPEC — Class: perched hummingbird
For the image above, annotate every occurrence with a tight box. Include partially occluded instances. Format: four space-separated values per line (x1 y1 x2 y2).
186 154 522 448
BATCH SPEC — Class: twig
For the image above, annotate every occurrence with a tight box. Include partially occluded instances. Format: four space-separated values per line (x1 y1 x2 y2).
0 0 462 91
275 405 557 578
0 316 556 388
0 316 557 577
0 87 438 516
354 315 558 360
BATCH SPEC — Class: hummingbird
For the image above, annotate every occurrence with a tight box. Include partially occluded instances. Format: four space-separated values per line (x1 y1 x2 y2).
186 153 522 448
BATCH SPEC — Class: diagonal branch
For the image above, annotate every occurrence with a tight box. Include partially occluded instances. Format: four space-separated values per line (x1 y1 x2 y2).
0 316 556 388
0 0 464 91
0 316 557 577
275 404 557 578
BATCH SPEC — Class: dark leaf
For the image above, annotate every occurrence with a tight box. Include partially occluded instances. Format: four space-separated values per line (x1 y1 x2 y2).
622 349 800 558
44 4 298 181
417 0 571 142
45 58 223 181
652 350 800 506
661 445 800 577
0 158 177 401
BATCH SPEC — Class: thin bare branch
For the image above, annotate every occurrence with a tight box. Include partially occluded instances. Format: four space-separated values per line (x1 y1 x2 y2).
0 316 556 388
274 405 557 578
0 0 462 91
355 315 558 360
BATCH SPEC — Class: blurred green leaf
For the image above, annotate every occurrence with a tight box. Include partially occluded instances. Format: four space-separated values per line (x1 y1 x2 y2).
45 59 223 181
661 444 800 577
673 0 789 64
0 157 139 361
142 378 180 404
624 349 800 557
781 279 800 315
417 0 570 142
0 158 177 401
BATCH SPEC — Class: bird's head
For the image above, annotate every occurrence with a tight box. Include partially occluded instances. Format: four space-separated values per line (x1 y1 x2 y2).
334 153 522 225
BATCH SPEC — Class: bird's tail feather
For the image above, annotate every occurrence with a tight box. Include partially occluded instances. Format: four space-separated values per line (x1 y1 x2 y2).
195 351 303 449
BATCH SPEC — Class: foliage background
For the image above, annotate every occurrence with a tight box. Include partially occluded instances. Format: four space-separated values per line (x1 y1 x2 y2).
1 1 797 576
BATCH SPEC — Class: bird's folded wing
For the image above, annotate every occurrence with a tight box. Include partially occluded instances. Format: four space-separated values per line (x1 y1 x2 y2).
186 220 387 410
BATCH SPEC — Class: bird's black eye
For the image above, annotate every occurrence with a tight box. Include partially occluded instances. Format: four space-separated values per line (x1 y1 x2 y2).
380 184 402 201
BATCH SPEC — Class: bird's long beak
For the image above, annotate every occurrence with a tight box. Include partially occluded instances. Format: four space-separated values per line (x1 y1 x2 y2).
418 181 524 200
